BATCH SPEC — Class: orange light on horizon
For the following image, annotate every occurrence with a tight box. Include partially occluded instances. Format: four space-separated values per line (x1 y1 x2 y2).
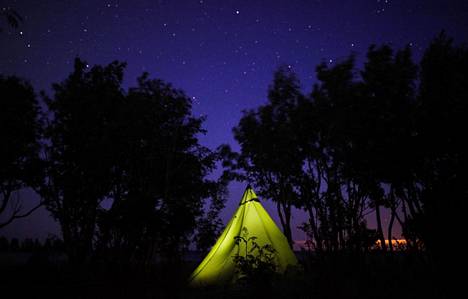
375 239 407 245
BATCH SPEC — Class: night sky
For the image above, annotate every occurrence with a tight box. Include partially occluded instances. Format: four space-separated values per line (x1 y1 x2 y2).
1 0 468 245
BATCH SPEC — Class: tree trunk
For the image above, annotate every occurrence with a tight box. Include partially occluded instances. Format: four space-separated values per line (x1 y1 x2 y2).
375 204 386 251
307 206 322 252
277 201 293 249
387 208 396 252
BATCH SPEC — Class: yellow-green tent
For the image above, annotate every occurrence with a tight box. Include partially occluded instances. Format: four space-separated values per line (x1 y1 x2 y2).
189 185 298 287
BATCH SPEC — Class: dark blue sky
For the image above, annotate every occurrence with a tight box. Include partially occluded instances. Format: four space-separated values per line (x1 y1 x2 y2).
1 0 468 244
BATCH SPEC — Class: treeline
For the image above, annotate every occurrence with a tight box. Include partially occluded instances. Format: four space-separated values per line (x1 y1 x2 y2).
1 59 228 265
1 32 467 276
220 32 468 272
0 236 64 252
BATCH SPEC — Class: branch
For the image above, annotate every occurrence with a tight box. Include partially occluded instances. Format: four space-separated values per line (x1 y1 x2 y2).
0 200 44 229
0 188 12 214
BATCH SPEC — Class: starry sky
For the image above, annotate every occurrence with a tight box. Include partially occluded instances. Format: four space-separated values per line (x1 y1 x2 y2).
1 0 468 244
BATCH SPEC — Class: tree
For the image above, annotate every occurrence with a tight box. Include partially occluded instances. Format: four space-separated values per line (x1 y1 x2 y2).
355 44 418 251
300 57 373 252
42 58 125 264
0 76 43 229
95 73 227 262
230 66 304 248
193 182 227 253
414 32 468 279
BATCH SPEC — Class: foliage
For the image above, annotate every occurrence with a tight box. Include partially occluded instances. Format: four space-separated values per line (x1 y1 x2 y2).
223 32 468 261
232 227 277 287
225 66 304 247
1 32 467 291
192 181 227 253
0 76 43 229
94 72 227 263
38 58 227 264
41 58 125 264
413 32 468 278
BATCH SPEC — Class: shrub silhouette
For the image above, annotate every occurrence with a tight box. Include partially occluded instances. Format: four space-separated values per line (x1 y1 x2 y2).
232 227 277 287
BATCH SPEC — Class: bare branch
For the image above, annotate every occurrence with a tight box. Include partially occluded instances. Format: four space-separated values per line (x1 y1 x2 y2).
0 196 44 229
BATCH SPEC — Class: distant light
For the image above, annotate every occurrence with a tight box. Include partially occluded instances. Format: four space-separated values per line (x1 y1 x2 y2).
329 59 333 63
19 31 23 35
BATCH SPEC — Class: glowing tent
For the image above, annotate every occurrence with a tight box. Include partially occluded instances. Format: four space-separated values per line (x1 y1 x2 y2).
189 185 298 287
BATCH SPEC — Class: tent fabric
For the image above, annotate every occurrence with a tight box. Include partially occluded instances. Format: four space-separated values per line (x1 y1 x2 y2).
189 186 298 287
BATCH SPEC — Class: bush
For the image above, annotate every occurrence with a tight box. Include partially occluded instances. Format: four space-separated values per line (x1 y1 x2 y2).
232 227 277 288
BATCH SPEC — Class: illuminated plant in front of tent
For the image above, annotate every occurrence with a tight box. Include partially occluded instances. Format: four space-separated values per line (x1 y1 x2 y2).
232 227 277 286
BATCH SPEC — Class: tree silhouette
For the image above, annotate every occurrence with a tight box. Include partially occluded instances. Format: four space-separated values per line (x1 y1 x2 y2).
41 58 126 264
413 32 468 291
352 44 418 251
95 72 227 263
0 76 43 229
299 56 373 252
229 66 304 247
